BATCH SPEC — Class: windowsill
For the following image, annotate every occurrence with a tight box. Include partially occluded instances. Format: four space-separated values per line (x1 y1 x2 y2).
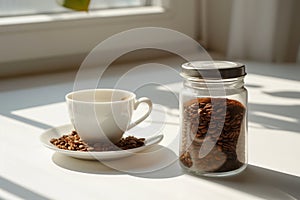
0 6 165 27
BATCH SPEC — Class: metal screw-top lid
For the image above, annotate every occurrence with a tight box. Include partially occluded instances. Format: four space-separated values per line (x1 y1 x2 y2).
181 61 246 79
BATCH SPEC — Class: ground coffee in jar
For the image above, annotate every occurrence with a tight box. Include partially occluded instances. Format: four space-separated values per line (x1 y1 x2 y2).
179 61 247 177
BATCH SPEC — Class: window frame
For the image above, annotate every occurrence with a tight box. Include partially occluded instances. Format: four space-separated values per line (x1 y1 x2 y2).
0 0 198 75
0 0 149 17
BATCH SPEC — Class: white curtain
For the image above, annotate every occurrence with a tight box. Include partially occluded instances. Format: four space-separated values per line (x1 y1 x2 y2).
227 0 299 62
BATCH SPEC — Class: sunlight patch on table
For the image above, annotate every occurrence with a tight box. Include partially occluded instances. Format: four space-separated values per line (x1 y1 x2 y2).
11 102 69 128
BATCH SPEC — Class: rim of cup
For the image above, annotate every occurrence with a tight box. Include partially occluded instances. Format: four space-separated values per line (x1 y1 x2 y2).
65 89 136 104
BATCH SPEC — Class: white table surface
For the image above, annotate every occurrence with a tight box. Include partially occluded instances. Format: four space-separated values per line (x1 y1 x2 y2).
0 59 300 200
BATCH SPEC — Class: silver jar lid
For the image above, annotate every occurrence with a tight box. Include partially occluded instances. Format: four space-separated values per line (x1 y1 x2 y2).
181 61 246 79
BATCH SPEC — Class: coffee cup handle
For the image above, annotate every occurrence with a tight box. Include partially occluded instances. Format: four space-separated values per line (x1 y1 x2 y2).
127 97 152 130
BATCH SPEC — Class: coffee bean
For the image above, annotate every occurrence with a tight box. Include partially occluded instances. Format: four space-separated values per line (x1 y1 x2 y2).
50 132 145 152
180 151 193 168
180 98 246 173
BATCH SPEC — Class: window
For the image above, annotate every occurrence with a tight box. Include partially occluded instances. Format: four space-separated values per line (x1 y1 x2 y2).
0 0 149 17
0 0 198 76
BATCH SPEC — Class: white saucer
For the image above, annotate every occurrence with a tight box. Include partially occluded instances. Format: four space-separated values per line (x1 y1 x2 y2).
40 124 163 161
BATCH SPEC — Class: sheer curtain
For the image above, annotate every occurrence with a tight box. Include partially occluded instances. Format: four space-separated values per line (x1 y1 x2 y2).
227 0 299 62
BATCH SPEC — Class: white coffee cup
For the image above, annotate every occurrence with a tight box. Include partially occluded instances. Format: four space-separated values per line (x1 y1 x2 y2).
66 89 152 144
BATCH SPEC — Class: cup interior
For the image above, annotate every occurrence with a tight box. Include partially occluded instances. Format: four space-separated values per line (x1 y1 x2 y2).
66 89 135 103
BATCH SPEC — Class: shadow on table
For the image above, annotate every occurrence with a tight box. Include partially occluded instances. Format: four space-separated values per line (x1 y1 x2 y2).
249 102 300 133
246 61 300 81
53 147 300 199
0 176 50 200
196 165 300 199
264 91 300 99
52 145 183 179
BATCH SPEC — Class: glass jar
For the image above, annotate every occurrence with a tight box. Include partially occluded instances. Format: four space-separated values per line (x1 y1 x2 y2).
179 61 248 177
